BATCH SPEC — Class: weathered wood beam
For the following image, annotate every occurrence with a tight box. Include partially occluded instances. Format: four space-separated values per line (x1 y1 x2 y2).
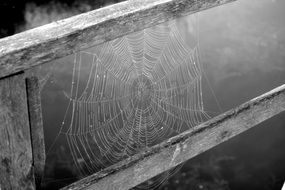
0 73 35 190
0 0 236 79
26 76 45 189
62 84 285 190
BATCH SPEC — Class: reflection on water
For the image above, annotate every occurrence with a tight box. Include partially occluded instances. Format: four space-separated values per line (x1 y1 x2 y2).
38 0 285 189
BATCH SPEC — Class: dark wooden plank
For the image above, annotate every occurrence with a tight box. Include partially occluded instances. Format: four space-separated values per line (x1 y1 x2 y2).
62 84 285 190
0 73 35 190
0 0 236 79
26 76 45 189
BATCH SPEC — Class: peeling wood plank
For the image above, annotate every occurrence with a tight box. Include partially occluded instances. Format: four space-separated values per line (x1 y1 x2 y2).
26 76 45 189
0 73 35 190
62 84 285 190
0 0 236 78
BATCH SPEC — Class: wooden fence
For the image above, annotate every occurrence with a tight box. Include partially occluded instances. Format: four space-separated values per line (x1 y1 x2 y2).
0 0 284 189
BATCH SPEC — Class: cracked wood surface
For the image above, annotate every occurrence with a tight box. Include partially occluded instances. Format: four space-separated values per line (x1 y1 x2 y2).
0 0 236 79
0 73 35 190
26 76 45 189
62 84 285 190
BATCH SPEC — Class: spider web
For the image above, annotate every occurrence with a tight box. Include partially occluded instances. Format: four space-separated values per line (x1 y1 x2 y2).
57 16 211 188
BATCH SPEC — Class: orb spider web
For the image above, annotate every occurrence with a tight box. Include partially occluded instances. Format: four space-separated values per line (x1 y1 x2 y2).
58 16 211 189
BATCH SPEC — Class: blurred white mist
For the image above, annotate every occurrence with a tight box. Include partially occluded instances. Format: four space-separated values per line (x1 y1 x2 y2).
17 0 122 32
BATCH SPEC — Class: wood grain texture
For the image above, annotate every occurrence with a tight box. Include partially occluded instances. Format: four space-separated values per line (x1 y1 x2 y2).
62 84 285 190
0 73 35 190
0 0 236 79
26 76 45 189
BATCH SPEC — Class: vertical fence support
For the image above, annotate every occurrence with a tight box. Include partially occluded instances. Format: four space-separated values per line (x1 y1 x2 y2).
0 73 35 190
26 76 45 189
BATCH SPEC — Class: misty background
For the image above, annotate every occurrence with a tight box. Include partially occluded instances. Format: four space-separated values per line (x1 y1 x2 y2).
1 0 285 189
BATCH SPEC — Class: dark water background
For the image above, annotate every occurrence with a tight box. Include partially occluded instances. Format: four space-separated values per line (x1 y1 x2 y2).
1 0 285 189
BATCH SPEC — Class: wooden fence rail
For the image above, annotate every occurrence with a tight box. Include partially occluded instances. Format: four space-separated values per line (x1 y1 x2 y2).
62 84 285 190
0 0 235 79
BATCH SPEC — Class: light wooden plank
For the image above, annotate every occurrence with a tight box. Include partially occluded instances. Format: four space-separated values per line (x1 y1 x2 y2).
62 84 285 190
0 0 236 79
26 76 45 189
0 73 35 190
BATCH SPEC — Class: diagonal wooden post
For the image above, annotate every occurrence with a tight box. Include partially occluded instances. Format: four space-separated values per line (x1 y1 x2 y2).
0 0 236 79
62 84 285 190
